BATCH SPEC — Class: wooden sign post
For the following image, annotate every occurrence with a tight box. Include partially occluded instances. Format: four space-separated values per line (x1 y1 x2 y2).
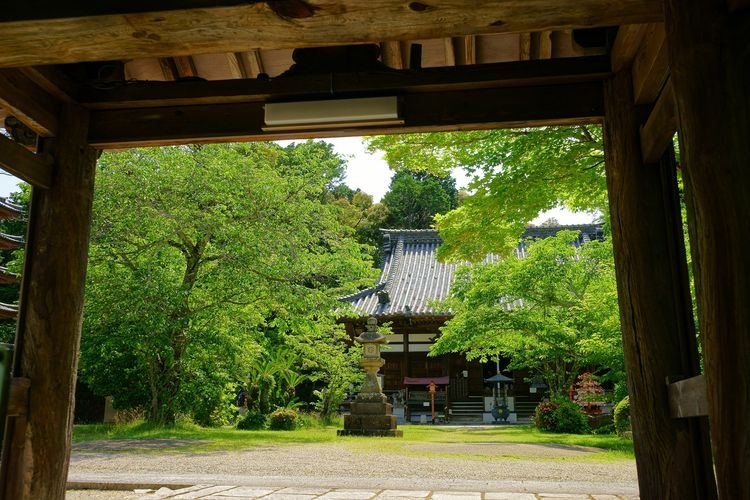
428 382 437 423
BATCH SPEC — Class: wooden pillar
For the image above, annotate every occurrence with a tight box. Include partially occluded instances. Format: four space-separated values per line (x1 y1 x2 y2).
603 71 716 499
664 2 750 497
0 104 97 499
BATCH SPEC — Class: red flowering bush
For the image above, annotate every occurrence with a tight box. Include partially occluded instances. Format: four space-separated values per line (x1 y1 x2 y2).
573 372 606 415
534 401 559 431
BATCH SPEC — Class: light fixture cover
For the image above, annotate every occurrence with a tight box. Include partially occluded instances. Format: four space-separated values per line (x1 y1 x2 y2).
263 96 402 131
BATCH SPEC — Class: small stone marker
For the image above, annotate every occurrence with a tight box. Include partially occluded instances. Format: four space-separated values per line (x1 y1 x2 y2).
338 317 403 437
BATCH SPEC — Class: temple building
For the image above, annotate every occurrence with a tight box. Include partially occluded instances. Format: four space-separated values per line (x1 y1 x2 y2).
339 225 603 422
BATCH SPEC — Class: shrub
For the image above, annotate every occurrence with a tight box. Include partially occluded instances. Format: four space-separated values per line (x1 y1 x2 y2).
613 396 631 436
236 410 267 430
591 421 616 435
553 400 589 434
534 401 559 431
612 382 629 407
268 408 298 430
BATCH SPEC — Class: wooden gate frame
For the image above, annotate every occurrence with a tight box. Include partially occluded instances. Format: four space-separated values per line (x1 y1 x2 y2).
0 2 748 498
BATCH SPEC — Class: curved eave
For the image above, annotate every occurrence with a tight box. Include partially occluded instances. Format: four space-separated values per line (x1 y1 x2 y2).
0 198 24 220
338 311 452 322
0 267 20 284
0 233 24 250
0 301 18 320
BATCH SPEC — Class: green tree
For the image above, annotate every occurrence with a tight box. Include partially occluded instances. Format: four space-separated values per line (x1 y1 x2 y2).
333 190 389 264
381 171 459 229
80 142 376 424
431 231 622 398
366 126 605 260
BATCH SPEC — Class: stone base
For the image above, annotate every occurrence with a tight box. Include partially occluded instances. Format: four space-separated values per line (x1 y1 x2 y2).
343 414 398 430
337 429 403 437
340 391 402 437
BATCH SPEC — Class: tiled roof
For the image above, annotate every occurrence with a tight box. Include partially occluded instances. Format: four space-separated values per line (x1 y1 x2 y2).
340 225 603 319
0 197 24 220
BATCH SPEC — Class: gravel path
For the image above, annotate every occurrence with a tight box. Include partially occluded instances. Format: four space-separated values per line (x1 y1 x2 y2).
69 440 637 486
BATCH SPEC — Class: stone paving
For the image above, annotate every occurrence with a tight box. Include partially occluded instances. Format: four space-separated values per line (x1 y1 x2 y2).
69 485 639 500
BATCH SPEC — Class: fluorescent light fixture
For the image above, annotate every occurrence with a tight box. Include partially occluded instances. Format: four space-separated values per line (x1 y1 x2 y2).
263 96 403 131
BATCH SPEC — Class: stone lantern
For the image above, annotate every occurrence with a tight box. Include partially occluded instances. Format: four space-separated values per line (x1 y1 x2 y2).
338 317 402 437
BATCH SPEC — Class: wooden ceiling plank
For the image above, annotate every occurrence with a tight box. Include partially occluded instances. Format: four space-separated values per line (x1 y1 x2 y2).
444 39 456 66
78 55 611 110
226 53 246 79
462 35 476 65
240 50 265 77
519 33 531 60
0 134 53 189
640 78 676 164
0 70 60 137
632 23 669 104
611 24 650 72
158 58 179 81
381 41 405 70
87 81 603 148
0 1 663 68
173 56 199 78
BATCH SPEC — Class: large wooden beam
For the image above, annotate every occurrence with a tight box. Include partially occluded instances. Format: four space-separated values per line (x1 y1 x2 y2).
0 1 663 68
0 104 98 500
88 81 603 148
610 24 649 72
0 70 60 137
631 23 668 104
603 70 716 499
640 78 676 163
664 1 750 497
0 134 53 188
78 56 611 110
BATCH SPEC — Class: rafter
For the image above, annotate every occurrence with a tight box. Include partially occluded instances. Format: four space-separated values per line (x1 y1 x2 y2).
0 1 663 68
381 41 405 70
0 70 60 137
78 56 610 110
0 134 53 189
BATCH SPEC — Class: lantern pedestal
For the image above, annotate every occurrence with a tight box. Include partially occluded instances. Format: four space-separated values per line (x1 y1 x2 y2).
338 317 403 437
338 392 403 437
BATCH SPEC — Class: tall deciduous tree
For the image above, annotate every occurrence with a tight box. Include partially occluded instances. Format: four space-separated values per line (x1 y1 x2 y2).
333 190 389 264
366 126 605 260
381 171 459 229
431 231 622 398
80 142 376 424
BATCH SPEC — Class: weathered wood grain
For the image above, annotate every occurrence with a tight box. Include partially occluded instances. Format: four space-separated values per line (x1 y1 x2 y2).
0 1 663 68
631 22 668 104
0 104 98 500
640 78 676 163
0 70 60 137
88 81 603 148
603 70 716 499
0 134 53 188
611 24 649 72
665 1 750 497
76 56 610 110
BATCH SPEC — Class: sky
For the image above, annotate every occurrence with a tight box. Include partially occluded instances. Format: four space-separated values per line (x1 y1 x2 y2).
0 136 594 225
316 136 594 225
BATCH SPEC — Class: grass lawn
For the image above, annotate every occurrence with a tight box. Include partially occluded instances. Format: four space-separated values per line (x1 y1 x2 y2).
73 421 634 462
